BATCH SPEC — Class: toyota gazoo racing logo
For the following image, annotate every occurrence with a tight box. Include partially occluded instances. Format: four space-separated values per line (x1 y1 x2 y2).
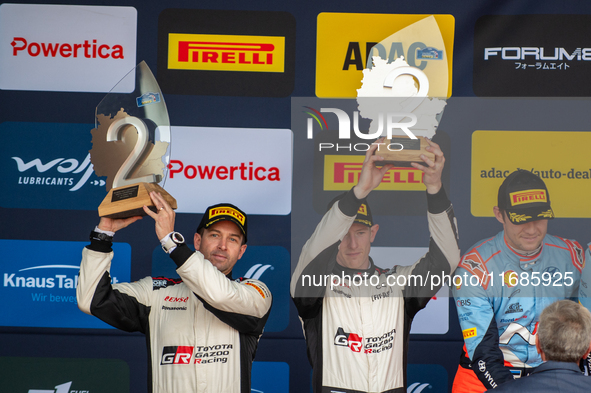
11 153 100 192
334 327 363 352
161 345 232 365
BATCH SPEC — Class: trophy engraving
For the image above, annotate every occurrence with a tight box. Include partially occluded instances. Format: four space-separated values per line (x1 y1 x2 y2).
91 61 177 218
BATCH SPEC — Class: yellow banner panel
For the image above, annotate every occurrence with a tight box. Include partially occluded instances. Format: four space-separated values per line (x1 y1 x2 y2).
472 130 591 218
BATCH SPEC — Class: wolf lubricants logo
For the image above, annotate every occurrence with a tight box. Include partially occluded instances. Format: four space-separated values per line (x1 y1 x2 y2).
158 9 295 96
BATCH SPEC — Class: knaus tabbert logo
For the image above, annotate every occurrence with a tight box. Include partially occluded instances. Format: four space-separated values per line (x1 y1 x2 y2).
11 153 102 191
303 106 418 152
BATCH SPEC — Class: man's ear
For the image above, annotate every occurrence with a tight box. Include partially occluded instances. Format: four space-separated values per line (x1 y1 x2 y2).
194 232 202 251
370 224 379 243
237 244 247 260
493 206 505 225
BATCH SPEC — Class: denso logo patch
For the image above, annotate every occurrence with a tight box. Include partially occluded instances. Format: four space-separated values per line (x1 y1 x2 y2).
0 4 137 92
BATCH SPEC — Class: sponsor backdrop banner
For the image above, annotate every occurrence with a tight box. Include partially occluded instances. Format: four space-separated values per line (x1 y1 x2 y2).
0 122 108 210
0 3 137 92
152 245 290 332
252 361 289 393
471 130 591 218
474 15 591 96
0 240 131 328
316 13 454 98
165 126 292 215
157 9 295 97
370 247 449 334
0 357 129 393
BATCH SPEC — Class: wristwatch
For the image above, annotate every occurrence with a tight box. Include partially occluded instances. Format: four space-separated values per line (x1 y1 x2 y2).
162 231 185 254
90 230 113 243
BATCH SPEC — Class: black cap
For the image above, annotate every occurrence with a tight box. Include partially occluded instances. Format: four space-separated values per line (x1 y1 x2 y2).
196 203 248 242
498 170 554 225
328 193 373 227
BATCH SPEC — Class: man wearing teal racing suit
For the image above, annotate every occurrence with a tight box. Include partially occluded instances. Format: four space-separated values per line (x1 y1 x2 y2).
452 170 583 392
579 244 591 374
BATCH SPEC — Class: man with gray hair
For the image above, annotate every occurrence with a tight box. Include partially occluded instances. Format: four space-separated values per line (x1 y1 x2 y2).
488 300 591 392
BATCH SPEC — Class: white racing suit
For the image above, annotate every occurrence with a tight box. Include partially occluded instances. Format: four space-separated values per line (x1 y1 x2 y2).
77 239 272 393
291 187 460 393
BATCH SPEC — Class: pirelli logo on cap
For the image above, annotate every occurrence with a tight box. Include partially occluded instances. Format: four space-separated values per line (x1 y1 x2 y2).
357 204 368 216
324 155 425 191
462 327 477 339
210 206 246 225
509 189 547 206
168 33 285 72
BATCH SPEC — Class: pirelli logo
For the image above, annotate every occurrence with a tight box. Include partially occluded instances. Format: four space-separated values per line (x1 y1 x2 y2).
168 33 285 72
210 207 246 225
324 155 425 191
462 328 477 339
509 189 547 206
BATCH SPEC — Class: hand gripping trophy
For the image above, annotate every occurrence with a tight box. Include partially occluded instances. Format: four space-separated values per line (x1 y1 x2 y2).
357 15 450 165
90 61 177 218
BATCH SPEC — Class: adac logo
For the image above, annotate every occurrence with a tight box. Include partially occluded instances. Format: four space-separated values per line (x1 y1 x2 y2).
324 155 425 192
334 327 363 352
509 189 547 206
167 33 285 73
316 13 454 98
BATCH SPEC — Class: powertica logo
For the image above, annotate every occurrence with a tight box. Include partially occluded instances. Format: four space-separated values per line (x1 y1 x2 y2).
157 9 295 97
0 4 137 92
303 106 418 153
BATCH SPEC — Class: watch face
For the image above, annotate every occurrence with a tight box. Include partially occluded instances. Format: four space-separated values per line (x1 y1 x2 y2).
172 232 184 243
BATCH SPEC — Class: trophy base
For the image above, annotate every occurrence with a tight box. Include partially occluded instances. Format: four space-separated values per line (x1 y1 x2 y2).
375 136 434 167
99 182 177 219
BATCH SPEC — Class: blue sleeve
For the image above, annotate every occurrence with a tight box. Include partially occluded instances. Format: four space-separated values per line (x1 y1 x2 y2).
579 244 591 311
453 265 513 389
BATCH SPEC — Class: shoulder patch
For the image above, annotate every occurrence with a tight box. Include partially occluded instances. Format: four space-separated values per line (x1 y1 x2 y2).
152 277 183 290
244 280 271 299
562 239 585 273
460 250 491 290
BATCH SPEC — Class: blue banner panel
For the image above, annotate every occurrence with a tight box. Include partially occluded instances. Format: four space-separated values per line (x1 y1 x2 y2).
0 357 129 392
407 364 448 393
0 121 106 210
0 239 131 328
252 361 289 393
152 245 290 332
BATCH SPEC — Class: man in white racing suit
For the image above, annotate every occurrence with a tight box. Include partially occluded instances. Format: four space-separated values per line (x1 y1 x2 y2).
77 193 272 393
291 139 461 393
